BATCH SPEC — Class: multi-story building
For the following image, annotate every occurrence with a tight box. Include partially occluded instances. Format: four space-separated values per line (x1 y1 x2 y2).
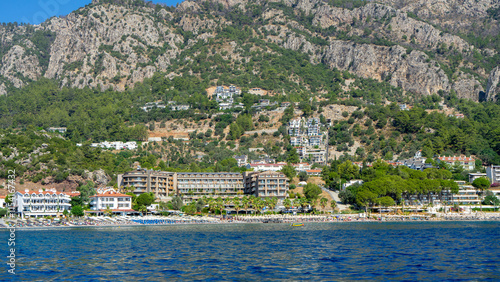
118 169 176 200
288 118 303 137
243 171 289 199
90 188 133 214
306 117 320 136
302 147 327 164
234 155 248 167
402 181 480 206
487 165 500 184
308 135 322 146
215 85 240 103
437 155 476 170
13 189 80 218
290 136 308 146
451 181 481 205
176 172 244 202
469 173 487 184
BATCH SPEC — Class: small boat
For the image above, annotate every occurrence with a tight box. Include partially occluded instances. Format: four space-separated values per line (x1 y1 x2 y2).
290 222 304 227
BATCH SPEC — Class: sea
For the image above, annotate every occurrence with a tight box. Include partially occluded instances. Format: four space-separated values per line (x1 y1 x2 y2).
1 221 499 281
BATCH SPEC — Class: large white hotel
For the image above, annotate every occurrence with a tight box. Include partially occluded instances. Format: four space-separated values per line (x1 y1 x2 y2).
13 189 80 218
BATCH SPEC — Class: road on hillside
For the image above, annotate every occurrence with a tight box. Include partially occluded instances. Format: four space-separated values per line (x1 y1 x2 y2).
320 186 349 211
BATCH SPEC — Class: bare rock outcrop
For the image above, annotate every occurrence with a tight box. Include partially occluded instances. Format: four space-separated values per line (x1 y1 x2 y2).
486 66 500 101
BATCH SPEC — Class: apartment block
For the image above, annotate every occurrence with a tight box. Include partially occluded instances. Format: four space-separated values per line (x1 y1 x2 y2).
243 171 289 199
487 165 500 184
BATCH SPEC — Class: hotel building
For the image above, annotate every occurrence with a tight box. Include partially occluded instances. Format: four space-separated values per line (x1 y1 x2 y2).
89 188 133 214
243 171 289 199
176 172 245 202
118 169 176 200
13 189 80 218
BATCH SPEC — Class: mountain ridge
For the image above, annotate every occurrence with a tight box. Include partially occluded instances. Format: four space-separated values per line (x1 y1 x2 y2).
0 0 499 100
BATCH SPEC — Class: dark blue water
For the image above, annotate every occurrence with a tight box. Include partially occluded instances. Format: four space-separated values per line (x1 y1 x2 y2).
1 222 499 281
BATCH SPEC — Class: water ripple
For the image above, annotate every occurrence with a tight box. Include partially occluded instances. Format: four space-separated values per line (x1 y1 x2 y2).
1 221 499 281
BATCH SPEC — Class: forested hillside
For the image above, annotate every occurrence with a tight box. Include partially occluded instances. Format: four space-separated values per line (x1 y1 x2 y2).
1 0 500 194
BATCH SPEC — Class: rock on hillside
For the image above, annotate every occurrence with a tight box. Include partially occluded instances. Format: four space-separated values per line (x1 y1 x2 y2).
0 0 498 100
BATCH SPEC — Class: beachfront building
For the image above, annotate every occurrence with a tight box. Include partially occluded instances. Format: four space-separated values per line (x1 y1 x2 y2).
402 181 481 206
243 171 289 200
12 189 80 218
118 169 176 200
176 172 245 202
89 188 133 214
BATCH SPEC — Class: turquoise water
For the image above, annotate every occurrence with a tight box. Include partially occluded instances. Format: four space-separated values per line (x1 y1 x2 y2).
2 222 500 281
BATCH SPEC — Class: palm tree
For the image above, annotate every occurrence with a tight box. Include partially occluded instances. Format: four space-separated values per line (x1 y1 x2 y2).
330 200 337 213
284 198 292 212
299 197 309 214
216 197 224 215
208 197 217 215
242 196 250 215
254 198 265 214
233 197 242 215
320 197 328 210
267 197 278 212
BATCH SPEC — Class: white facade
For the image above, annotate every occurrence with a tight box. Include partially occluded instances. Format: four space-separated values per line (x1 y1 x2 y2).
248 162 287 172
292 162 312 172
13 189 77 217
90 141 137 150
487 165 500 184
342 180 364 190
234 155 248 167
90 188 132 211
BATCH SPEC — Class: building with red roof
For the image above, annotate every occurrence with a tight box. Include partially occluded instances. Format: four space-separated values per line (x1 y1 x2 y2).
90 188 132 213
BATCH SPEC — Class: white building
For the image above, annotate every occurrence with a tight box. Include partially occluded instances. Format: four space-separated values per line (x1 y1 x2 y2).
342 180 364 190
487 165 500 184
90 141 137 150
292 162 312 172
13 189 80 218
248 162 287 172
141 102 166 112
234 155 248 167
90 188 133 214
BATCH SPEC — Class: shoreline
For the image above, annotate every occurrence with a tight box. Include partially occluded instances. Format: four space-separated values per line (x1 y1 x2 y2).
2 213 500 230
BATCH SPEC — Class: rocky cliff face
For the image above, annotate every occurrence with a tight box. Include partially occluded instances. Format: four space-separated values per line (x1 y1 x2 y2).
486 66 500 101
0 0 498 101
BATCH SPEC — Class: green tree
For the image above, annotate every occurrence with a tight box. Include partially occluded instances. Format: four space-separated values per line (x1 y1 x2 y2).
298 171 309 182
171 196 184 210
280 164 297 180
71 205 84 217
303 183 322 201
320 197 328 210
330 200 337 212
286 148 300 163
472 177 491 212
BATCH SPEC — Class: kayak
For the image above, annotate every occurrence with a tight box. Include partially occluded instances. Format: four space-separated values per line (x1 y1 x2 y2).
290 222 304 227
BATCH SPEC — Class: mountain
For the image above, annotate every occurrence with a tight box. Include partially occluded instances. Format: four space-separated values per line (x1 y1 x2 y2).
0 0 499 101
